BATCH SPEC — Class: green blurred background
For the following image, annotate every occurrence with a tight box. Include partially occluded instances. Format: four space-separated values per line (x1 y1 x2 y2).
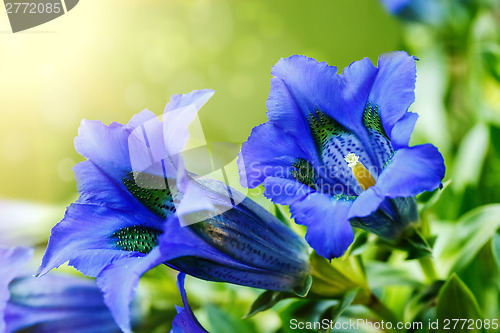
0 0 401 203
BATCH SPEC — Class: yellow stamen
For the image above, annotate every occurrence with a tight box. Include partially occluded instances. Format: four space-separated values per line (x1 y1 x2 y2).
344 153 376 191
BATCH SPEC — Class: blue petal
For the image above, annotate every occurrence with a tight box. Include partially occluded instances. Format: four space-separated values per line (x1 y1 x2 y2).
368 51 417 135
348 187 384 218
263 177 315 205
379 0 410 13
6 274 121 333
338 57 378 133
390 111 419 149
270 56 349 128
37 203 160 277
239 120 363 199
0 247 33 333
127 109 177 179
97 247 164 333
267 58 328 156
268 56 378 173
170 273 208 333
350 144 445 218
163 89 214 168
310 112 373 193
175 178 216 227
350 197 418 241
398 0 447 25
372 144 445 197
74 119 132 181
238 122 314 188
75 109 175 191
165 90 215 113
73 161 148 212
74 108 179 212
289 194 354 259
172 177 310 269
160 219 309 293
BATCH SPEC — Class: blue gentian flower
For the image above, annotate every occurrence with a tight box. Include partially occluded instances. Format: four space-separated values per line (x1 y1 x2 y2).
238 52 445 260
37 90 311 333
170 273 208 333
0 246 121 333
379 0 448 25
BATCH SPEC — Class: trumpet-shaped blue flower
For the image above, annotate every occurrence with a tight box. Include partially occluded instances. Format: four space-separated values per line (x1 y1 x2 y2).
170 273 208 333
37 90 311 333
0 246 121 333
379 0 448 25
239 52 445 260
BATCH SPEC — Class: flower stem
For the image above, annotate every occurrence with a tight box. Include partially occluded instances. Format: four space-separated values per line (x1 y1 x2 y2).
367 293 399 325
418 256 438 283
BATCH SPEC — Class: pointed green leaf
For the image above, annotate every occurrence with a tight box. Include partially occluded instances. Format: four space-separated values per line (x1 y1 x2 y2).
436 274 483 333
274 204 291 227
452 123 489 192
205 304 256 333
418 179 452 211
492 232 500 271
481 43 500 83
438 204 500 274
382 228 432 260
309 252 369 302
293 274 312 297
320 288 358 329
244 290 290 318
348 231 371 256
404 281 444 323
365 262 425 289
405 229 433 259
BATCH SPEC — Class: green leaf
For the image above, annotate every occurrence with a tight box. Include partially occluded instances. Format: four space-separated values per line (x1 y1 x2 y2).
481 43 500 83
489 124 500 157
274 204 291 227
347 231 371 256
492 232 500 271
418 179 452 212
381 228 433 260
277 299 336 333
451 123 489 192
308 252 369 302
244 275 312 318
365 262 425 289
293 275 312 297
405 281 444 323
438 204 500 274
205 304 256 333
436 274 483 333
244 290 291 318
320 288 358 330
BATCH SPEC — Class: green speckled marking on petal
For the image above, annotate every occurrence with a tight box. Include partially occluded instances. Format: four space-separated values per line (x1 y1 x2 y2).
362 102 394 169
306 110 369 195
383 151 396 169
123 172 180 219
363 103 388 138
308 110 350 153
291 158 317 190
111 226 162 254
333 194 357 202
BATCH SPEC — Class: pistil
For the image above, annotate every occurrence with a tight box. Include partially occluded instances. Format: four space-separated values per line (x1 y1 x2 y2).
344 153 376 191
